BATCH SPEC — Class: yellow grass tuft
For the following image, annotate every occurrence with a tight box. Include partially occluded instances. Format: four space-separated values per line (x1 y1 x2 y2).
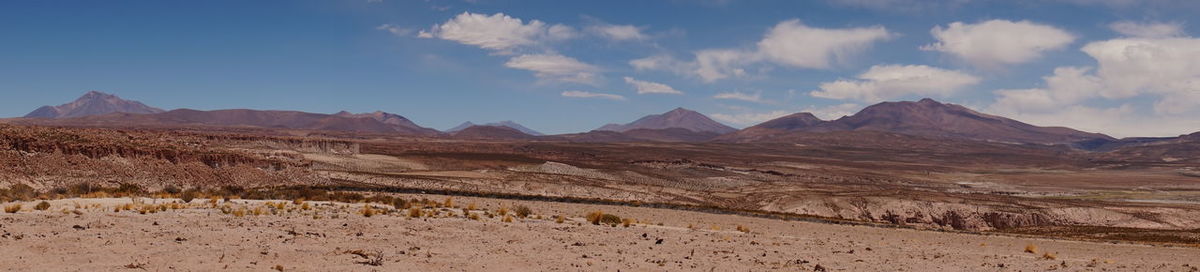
497 207 509 216
466 203 477 210
468 212 481 221
360 205 376 217
503 215 514 223
1042 252 1057 260
34 201 51 211
233 208 247 217
407 208 421 218
1024 244 1039 254
4 204 21 213
622 218 634 227
555 215 565 224
443 197 454 208
736 225 750 233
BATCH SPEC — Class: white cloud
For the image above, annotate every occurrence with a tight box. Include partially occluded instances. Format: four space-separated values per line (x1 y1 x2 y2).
418 12 575 53
589 24 648 41
710 110 793 126
630 19 892 83
1109 21 1185 38
561 90 626 100
922 20 1074 69
504 54 600 84
757 19 892 69
713 91 765 103
989 67 1103 113
623 77 684 95
802 103 861 120
987 35 1200 137
810 64 981 102
376 24 414 36
827 0 972 12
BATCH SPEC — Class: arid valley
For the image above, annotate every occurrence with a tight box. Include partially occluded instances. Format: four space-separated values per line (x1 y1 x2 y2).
6 1 1200 270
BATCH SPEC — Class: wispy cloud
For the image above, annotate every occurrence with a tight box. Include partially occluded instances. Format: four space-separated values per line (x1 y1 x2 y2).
561 90 626 100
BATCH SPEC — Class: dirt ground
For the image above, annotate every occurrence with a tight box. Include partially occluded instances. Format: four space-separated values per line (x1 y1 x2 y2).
2 196 1198 272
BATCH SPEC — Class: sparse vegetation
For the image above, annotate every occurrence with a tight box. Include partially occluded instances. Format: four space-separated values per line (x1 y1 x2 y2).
1042 252 1057 260
513 205 531 218
4 204 20 213
1024 244 1038 254
35 201 51 211
736 225 750 233
586 211 622 226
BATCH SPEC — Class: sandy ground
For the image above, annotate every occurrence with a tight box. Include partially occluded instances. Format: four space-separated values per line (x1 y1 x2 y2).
1 196 1198 272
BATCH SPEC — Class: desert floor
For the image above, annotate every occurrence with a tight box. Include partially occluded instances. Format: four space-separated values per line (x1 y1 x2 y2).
1 195 1198 272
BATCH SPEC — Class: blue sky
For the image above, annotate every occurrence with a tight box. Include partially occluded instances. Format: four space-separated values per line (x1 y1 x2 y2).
2 0 1199 137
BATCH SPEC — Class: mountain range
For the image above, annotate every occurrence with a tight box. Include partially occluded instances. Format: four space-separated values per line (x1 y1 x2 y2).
9 91 1196 150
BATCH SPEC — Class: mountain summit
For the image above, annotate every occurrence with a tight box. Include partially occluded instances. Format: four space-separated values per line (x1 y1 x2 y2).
25 91 165 118
597 107 737 134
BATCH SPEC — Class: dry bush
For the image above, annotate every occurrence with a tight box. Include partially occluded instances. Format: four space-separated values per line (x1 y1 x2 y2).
301 202 311 210
4 204 20 213
1042 252 1057 260
503 215 514 223
622 218 634 227
466 203 477 210
586 211 622 226
497 207 509 216
443 197 454 208
407 208 421 218
468 212 481 221
513 205 532 218
233 208 247 217
1024 244 1039 254
736 225 750 233
360 205 376 217
34 201 51 211
555 215 565 224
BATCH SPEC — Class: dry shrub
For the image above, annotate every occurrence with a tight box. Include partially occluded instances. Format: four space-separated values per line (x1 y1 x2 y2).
503 215 514 223
513 205 532 218
736 225 750 233
468 213 481 221
234 208 247 217
443 197 454 208
4 204 20 213
1024 244 1039 254
586 211 622 226
1042 252 1057 260
466 203 477 210
497 207 509 216
622 218 634 227
34 201 51 211
407 208 421 218
360 205 376 217
555 215 565 224
301 202 311 210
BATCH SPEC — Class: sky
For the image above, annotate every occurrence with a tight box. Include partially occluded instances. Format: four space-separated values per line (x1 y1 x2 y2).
1 0 1199 137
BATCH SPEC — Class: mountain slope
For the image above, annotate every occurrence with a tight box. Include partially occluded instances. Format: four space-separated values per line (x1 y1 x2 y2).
333 111 440 135
450 125 538 140
25 91 165 118
18 108 440 136
723 99 1113 145
597 108 737 134
447 121 543 136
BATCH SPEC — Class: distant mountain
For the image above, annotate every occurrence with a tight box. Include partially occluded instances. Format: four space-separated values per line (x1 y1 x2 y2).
333 110 439 135
450 125 538 140
17 108 441 136
446 121 543 136
25 91 164 118
597 108 737 134
721 98 1113 145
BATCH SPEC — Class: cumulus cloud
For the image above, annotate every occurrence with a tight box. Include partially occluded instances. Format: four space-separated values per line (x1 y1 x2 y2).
1109 21 1185 38
922 20 1074 69
710 110 793 126
589 24 648 41
988 35 1200 137
713 91 765 103
504 54 600 84
810 65 981 102
623 77 684 95
418 12 576 53
758 19 892 69
631 19 892 82
561 90 626 100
